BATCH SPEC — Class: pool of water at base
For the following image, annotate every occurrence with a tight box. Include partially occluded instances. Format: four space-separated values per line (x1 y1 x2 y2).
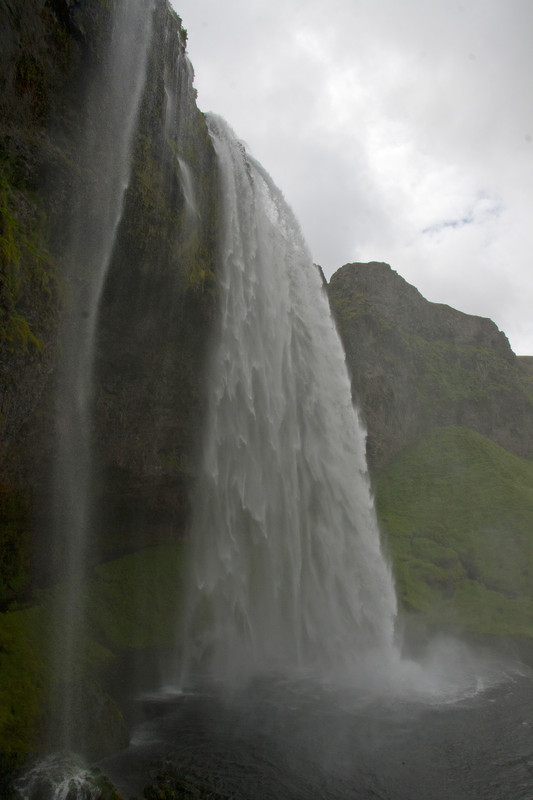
96 667 533 800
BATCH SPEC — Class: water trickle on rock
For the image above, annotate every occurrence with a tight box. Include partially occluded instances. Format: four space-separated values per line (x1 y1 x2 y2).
179 116 398 686
178 156 199 222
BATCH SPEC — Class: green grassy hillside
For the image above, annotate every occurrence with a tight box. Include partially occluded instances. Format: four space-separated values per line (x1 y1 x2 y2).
376 426 533 641
0 542 185 768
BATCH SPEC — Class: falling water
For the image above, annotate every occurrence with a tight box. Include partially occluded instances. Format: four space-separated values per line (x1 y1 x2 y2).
163 32 198 228
51 0 153 752
178 157 199 222
180 116 398 687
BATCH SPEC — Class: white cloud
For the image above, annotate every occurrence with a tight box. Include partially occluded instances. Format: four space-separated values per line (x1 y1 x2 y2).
172 0 533 354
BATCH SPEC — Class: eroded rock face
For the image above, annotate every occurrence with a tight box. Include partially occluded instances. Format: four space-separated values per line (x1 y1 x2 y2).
328 262 533 473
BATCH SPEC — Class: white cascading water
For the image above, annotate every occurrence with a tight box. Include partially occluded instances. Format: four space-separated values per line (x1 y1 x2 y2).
180 116 398 687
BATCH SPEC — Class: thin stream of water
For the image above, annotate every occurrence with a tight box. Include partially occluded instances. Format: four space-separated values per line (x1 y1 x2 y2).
51 0 154 752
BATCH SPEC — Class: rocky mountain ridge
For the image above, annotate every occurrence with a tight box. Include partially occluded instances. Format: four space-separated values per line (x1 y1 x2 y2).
328 261 533 473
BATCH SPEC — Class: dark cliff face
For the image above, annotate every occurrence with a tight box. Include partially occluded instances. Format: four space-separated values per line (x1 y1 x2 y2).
0 0 78 602
90 3 219 560
0 0 219 595
328 262 533 473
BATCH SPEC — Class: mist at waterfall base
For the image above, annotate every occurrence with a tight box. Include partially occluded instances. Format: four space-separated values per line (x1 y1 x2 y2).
15 20 533 800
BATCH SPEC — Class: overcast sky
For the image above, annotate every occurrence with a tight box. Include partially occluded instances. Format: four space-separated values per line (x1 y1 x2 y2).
170 0 533 355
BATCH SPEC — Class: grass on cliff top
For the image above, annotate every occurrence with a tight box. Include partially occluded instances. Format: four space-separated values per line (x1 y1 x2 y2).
376 426 533 639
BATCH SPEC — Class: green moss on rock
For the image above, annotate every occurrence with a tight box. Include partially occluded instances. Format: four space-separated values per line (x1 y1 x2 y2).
0 542 186 765
0 487 32 604
0 607 46 760
0 160 58 352
87 543 185 651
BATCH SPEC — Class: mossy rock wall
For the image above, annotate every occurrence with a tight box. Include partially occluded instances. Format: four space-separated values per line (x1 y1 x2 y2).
0 0 145 593
0 0 78 604
0 542 185 776
1 0 220 592
0 0 220 774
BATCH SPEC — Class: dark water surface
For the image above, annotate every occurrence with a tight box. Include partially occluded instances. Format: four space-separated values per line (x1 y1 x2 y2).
98 667 533 800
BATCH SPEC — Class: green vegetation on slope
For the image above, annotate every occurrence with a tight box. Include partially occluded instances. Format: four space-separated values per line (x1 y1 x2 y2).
0 607 45 760
376 426 533 639
0 543 185 765
86 543 185 651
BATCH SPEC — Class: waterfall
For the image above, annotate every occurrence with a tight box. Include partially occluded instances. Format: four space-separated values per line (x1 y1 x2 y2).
51 0 154 752
180 116 398 687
